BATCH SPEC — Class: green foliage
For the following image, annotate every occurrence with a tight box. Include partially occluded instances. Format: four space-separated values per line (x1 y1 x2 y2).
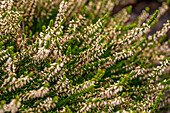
66 46 71 57
126 5 132 14
166 0 170 5
147 10 159 25
145 7 150 13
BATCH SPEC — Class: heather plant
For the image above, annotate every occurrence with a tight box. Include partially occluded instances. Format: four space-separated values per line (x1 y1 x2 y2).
0 0 170 113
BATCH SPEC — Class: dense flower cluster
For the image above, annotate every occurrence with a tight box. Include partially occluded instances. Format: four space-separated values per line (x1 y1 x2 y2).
0 0 170 113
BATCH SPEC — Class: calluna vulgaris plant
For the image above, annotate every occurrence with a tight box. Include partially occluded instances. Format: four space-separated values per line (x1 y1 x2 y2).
0 0 170 112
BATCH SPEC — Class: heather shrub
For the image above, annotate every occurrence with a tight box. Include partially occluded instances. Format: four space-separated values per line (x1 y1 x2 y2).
0 0 170 113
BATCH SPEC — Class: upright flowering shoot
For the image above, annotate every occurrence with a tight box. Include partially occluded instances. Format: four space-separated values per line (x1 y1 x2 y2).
0 0 170 113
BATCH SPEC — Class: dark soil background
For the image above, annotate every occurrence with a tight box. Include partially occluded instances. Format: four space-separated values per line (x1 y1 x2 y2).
113 0 170 113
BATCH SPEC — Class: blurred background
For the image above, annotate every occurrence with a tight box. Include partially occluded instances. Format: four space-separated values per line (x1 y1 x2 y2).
113 0 170 43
